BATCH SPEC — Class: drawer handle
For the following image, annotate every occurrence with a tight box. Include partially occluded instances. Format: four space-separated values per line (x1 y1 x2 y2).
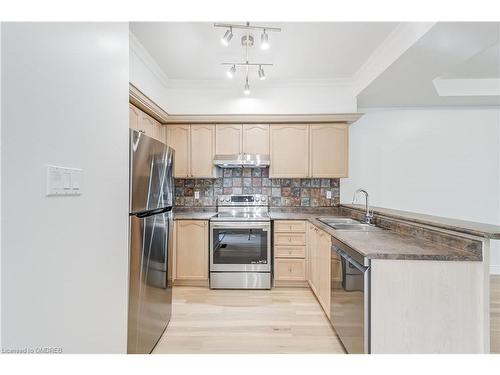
288 237 292 242
288 250 292 254
289 225 293 230
288 266 292 273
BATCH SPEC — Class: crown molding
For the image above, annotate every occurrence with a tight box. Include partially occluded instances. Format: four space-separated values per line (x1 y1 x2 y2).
129 83 169 123
129 31 170 87
163 113 364 125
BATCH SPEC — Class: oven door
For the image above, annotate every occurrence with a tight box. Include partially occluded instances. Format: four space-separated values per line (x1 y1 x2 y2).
210 221 271 272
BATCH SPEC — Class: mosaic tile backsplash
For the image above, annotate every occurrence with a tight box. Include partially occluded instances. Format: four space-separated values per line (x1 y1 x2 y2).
174 167 340 207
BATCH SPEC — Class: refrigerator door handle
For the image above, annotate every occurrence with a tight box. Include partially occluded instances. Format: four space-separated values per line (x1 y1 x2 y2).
131 206 173 218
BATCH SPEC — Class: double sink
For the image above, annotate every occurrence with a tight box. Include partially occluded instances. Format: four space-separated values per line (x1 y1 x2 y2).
317 217 383 231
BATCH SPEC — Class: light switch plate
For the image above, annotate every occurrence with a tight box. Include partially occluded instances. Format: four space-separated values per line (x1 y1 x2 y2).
194 191 200 200
46 165 83 196
326 190 332 199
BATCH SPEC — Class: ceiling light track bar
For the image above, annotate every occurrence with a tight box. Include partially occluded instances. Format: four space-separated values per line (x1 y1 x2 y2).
214 23 281 32
221 62 273 67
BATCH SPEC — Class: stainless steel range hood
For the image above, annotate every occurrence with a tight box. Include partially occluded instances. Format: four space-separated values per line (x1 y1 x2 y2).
213 154 270 168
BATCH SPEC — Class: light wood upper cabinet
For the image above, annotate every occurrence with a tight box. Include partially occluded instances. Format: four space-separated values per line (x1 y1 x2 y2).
167 124 216 178
215 124 269 156
167 125 190 178
190 124 215 178
159 125 167 144
129 104 141 132
129 103 166 143
215 124 242 155
243 124 269 155
175 220 208 280
310 123 348 178
141 113 160 141
270 124 309 178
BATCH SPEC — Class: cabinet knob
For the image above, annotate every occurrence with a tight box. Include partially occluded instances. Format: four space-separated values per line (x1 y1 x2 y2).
288 250 292 254
288 237 292 242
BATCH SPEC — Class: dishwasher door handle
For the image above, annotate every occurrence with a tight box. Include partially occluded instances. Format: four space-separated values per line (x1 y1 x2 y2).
333 245 348 259
333 245 367 273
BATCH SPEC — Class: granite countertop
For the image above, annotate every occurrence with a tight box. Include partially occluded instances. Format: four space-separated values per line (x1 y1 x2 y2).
309 218 481 262
342 204 500 239
172 206 482 261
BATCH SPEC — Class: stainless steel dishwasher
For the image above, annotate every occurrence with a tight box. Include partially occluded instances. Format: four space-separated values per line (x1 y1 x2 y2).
330 237 370 354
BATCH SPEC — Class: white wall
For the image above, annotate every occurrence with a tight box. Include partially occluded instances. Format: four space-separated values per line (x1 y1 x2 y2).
1 23 129 353
341 107 500 273
129 33 357 114
0 22 2 349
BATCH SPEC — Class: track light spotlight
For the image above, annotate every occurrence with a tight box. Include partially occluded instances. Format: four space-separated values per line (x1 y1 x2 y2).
244 78 250 95
221 27 233 46
226 65 236 78
260 29 269 50
258 65 266 80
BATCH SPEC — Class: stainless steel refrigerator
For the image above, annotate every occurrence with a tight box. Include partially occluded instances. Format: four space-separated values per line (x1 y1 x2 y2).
128 129 174 354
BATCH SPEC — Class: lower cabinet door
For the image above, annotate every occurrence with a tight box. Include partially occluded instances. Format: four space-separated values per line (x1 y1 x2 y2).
275 258 306 281
175 220 208 280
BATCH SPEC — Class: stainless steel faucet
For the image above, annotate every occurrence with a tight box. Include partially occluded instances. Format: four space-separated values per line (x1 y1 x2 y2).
352 189 374 224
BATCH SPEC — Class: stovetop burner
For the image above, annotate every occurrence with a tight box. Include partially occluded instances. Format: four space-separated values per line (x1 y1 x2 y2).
211 194 270 222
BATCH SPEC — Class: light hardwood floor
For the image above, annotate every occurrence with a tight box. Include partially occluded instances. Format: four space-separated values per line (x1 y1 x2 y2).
491 275 499 354
153 286 345 354
153 277 500 354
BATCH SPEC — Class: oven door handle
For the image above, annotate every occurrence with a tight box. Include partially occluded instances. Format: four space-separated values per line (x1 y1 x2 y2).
210 222 271 230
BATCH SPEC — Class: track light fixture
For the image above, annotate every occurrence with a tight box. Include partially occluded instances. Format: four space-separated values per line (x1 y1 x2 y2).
260 29 269 50
214 22 281 48
215 22 281 91
226 64 236 79
220 27 233 46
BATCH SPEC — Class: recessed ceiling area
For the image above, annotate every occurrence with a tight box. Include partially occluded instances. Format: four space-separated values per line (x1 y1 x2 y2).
130 22 398 81
357 22 500 107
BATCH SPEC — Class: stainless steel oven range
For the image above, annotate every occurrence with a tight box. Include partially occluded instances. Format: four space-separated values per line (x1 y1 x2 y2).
209 194 271 289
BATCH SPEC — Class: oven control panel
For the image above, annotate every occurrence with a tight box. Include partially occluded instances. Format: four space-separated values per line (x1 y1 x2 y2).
217 194 268 206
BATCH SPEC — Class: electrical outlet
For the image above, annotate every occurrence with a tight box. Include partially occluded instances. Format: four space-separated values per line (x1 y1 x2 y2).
194 191 200 200
326 190 332 199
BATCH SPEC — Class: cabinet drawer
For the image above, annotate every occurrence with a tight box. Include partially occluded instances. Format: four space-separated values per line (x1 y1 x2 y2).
275 246 306 258
274 233 306 246
275 259 306 281
274 220 306 233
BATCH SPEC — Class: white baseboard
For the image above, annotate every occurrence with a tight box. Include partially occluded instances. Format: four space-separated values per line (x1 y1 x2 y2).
490 265 500 275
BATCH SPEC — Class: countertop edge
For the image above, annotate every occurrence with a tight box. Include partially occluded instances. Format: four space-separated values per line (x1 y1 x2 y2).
341 204 500 239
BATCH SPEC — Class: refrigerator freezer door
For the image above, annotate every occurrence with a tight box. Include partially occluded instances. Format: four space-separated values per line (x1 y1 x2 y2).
128 210 173 354
129 129 174 214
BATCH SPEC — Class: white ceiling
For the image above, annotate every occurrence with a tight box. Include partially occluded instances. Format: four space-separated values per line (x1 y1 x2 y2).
130 22 500 110
129 22 398 82
357 22 500 107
